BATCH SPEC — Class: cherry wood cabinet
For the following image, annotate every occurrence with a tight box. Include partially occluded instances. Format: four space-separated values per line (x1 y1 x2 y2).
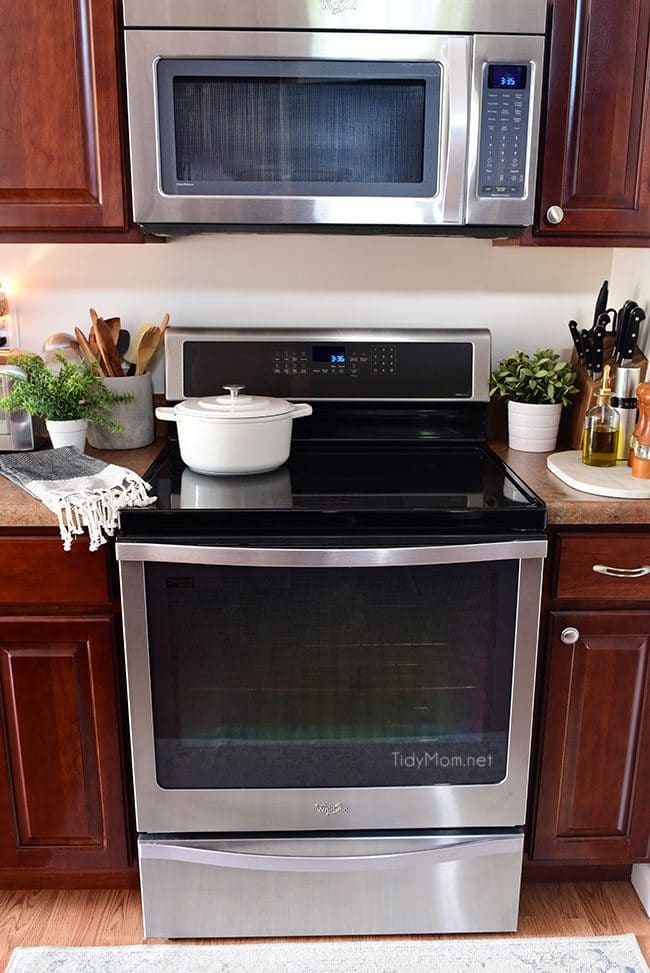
0 617 131 876
531 529 650 865
533 611 650 862
0 532 135 887
532 0 650 242
0 0 138 240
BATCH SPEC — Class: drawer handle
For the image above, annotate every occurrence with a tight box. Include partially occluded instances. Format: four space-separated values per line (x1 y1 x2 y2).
593 564 650 579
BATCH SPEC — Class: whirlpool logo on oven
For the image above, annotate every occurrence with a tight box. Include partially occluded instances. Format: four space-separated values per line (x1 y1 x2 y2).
314 802 351 816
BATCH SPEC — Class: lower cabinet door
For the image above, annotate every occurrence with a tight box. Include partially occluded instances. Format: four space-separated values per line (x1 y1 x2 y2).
532 611 650 863
0 617 130 875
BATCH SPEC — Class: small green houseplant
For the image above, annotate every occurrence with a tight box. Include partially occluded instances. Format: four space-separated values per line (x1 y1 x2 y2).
0 353 133 450
490 349 578 452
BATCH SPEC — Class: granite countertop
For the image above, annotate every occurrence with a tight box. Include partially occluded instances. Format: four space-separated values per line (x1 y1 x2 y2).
0 438 168 528
492 442 650 526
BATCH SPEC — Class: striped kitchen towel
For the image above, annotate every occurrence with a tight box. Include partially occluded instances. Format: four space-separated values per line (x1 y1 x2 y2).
0 446 155 551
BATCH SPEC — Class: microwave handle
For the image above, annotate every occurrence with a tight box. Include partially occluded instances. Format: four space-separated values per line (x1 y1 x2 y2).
441 36 470 224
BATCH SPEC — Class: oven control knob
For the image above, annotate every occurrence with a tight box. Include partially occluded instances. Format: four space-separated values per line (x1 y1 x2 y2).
546 205 565 225
560 626 580 645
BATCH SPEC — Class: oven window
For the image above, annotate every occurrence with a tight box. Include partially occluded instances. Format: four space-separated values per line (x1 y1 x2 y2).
157 60 441 197
145 559 519 789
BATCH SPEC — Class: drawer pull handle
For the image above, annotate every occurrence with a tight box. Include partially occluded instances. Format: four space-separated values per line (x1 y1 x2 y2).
592 564 650 579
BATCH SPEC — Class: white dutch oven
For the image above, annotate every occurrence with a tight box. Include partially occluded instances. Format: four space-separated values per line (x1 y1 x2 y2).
156 384 312 476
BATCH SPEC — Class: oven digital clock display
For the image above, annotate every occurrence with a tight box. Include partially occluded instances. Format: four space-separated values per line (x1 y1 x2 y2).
313 345 346 364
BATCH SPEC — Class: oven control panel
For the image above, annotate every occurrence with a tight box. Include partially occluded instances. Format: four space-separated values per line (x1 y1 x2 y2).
180 336 484 401
477 63 531 199
273 344 397 378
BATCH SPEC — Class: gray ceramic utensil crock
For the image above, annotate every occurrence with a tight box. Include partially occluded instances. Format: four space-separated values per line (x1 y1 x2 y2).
87 373 154 450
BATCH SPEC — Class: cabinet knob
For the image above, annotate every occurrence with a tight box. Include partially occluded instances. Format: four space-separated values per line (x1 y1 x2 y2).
546 205 565 225
560 626 580 645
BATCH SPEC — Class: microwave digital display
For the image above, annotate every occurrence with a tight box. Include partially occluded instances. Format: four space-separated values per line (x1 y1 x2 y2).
487 65 528 90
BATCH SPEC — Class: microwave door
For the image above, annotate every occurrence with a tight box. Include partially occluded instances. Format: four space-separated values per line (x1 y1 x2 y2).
124 31 471 229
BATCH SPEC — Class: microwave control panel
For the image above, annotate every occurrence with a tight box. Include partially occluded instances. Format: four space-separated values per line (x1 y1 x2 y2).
477 64 531 199
182 340 475 399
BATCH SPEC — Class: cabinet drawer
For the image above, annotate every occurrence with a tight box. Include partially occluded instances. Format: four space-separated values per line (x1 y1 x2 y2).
555 533 650 601
0 537 111 609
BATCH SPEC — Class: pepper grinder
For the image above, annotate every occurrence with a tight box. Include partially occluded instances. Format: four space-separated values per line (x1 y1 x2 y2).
631 383 650 478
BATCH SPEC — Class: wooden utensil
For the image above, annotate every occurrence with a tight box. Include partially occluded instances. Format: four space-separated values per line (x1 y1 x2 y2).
106 316 121 344
160 313 170 334
124 323 151 365
74 327 102 373
135 325 163 375
94 317 123 377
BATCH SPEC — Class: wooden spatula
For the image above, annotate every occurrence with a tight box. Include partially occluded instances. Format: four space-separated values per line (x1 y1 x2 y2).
94 317 123 377
135 326 163 375
74 327 102 374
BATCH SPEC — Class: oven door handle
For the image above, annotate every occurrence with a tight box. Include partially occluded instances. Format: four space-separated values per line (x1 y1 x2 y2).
140 836 522 873
116 540 547 567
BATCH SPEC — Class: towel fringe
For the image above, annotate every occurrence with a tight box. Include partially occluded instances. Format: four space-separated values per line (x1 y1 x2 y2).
54 472 155 552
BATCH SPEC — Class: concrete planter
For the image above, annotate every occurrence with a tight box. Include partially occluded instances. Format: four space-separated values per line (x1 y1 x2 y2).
87 373 154 450
507 401 562 453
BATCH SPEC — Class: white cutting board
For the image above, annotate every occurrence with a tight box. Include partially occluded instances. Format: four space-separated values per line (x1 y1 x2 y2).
547 450 650 498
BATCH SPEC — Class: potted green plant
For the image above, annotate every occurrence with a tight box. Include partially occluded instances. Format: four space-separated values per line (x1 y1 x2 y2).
490 349 578 452
0 353 133 450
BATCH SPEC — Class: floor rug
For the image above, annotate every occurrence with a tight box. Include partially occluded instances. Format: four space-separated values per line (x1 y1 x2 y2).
6 934 649 973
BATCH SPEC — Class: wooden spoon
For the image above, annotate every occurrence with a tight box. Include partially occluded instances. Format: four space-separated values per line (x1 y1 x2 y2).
94 317 123 377
135 326 163 375
74 327 102 374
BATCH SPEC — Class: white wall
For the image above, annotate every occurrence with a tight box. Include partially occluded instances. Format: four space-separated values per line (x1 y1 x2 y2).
0 235 613 390
609 249 650 353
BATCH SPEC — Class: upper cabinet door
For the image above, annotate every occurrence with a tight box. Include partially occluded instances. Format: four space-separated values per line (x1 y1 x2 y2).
536 0 650 238
0 0 129 232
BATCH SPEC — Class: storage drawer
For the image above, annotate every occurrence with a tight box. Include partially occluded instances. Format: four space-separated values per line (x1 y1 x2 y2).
555 533 650 601
0 536 111 609
139 833 524 937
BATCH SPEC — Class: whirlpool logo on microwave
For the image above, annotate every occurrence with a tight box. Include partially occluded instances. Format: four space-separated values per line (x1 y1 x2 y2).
314 802 351 816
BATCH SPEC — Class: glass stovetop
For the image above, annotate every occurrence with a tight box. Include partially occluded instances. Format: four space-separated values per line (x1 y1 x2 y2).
120 443 546 536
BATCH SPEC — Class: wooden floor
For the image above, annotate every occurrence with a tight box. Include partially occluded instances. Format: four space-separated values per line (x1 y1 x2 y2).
0 883 648 970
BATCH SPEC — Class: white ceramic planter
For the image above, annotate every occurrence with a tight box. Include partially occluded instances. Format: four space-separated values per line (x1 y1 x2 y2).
507 401 562 453
46 418 88 451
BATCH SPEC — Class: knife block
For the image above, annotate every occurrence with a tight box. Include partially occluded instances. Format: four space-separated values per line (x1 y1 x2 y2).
561 337 648 450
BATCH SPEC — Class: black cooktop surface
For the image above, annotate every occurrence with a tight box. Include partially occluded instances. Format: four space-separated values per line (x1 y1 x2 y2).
120 442 546 536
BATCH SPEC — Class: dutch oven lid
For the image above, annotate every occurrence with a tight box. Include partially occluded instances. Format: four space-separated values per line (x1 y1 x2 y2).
175 385 295 420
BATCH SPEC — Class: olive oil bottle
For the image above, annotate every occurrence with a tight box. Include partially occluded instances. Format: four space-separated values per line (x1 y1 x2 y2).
582 365 620 467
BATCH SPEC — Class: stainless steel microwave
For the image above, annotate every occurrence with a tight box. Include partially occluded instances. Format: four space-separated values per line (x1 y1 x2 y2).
123 1 546 234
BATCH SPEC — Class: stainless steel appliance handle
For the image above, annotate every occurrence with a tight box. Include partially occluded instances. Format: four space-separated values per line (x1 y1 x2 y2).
441 36 470 224
116 540 547 566
593 564 650 578
140 836 522 873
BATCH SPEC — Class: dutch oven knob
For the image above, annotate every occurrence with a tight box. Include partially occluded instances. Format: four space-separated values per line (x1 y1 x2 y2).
223 384 245 400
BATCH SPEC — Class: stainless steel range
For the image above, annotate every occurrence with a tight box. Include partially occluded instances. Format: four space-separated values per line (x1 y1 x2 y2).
117 328 546 938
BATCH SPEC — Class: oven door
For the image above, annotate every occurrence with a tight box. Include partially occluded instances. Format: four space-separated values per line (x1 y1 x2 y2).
118 538 546 833
124 30 469 228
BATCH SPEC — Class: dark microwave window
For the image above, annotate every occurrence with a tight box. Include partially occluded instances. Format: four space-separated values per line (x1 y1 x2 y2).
172 77 426 185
